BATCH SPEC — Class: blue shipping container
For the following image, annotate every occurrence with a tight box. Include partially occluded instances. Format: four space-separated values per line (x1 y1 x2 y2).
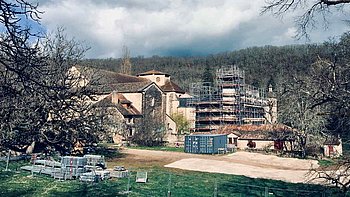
185 134 227 154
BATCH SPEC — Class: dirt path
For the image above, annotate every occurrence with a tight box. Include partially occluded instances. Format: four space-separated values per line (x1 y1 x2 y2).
116 149 319 183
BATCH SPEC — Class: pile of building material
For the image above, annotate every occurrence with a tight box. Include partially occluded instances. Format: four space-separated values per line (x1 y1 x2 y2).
20 159 61 176
58 156 87 180
20 154 110 182
135 171 148 183
95 170 110 180
79 172 101 182
84 155 106 169
109 166 128 178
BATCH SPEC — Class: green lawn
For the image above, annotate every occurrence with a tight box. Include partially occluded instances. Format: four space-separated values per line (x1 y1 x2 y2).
318 159 335 167
0 160 346 197
128 146 185 152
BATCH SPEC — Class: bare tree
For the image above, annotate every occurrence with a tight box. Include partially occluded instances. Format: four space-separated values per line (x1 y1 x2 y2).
131 116 166 146
93 105 129 143
277 76 327 157
0 0 45 152
0 1 111 154
120 45 132 75
262 0 350 38
309 159 350 194
35 28 110 154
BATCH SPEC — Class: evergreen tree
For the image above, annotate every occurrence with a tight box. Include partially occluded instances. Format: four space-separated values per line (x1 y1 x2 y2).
202 60 214 84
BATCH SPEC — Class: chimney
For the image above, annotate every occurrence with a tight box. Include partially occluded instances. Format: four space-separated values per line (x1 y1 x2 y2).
111 91 118 104
268 84 273 93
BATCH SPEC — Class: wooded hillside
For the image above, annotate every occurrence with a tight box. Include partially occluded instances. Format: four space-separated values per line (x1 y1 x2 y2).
83 42 330 91
83 32 350 145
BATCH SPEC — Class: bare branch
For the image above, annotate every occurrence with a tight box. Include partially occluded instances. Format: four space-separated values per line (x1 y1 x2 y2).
262 0 350 38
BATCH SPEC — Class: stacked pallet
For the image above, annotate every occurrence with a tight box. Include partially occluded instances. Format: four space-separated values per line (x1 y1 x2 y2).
79 172 101 182
59 156 87 180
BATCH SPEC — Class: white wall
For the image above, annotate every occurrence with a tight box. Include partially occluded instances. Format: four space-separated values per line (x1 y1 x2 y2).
122 93 143 113
176 107 196 129
139 74 170 87
237 139 274 150
324 144 343 157
164 115 178 144
264 97 278 124
166 92 177 115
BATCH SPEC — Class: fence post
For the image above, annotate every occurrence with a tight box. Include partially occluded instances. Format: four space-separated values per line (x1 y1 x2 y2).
213 180 218 197
5 149 10 171
127 171 131 194
31 153 36 176
167 173 172 197
264 187 268 197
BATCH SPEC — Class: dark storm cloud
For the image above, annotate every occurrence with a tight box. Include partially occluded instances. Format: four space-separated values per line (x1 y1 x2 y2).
36 0 349 58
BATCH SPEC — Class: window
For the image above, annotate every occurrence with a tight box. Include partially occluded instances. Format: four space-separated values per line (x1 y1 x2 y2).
228 137 233 144
156 77 160 82
151 97 155 107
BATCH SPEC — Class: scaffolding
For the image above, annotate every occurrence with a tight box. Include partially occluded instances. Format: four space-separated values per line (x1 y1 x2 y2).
188 82 222 132
189 65 268 132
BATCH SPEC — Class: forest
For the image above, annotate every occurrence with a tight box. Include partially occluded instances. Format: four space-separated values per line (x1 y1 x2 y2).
84 40 333 92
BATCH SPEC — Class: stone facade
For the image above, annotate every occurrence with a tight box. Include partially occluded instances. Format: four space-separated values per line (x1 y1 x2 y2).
89 68 188 145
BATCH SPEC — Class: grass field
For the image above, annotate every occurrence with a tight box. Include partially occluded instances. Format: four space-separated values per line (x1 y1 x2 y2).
128 146 185 153
0 159 346 197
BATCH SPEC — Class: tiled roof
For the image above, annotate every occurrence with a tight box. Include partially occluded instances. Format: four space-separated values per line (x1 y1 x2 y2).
94 81 153 94
77 66 179 94
137 69 170 77
94 69 150 84
74 66 151 93
324 137 341 145
161 80 185 93
219 124 294 132
93 94 142 117
215 124 296 140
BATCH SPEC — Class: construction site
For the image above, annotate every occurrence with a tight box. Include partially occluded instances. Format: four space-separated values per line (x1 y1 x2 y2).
188 65 277 132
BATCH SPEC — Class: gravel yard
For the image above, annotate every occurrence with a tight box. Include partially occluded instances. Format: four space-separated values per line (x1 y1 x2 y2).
165 158 315 183
120 149 319 183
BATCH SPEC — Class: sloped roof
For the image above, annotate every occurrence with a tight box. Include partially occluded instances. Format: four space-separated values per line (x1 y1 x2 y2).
215 124 296 140
76 66 177 94
324 137 341 145
95 81 153 94
94 94 141 117
161 80 185 93
72 65 142 84
78 68 147 93
219 124 295 132
137 69 170 77
94 69 150 84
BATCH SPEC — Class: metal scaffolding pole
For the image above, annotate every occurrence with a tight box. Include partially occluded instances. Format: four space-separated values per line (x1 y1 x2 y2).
189 65 269 133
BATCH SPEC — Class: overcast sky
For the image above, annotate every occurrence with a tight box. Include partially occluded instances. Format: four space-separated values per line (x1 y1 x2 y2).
36 0 349 58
